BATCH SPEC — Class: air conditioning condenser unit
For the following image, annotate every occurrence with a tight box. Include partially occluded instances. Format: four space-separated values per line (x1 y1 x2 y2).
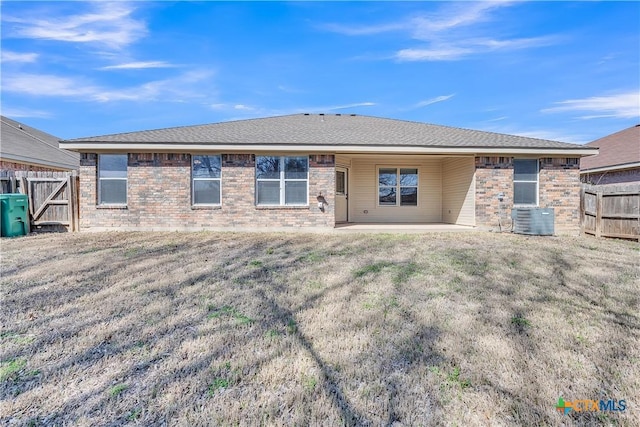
511 208 554 236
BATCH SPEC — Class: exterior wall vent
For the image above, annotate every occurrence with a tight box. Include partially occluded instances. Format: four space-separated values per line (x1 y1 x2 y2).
511 208 555 235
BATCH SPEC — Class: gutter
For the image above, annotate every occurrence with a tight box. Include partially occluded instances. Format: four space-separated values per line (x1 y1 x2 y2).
580 162 640 174
59 142 599 157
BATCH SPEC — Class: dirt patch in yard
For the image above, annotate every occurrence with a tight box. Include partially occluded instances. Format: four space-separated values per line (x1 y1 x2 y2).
1 232 638 426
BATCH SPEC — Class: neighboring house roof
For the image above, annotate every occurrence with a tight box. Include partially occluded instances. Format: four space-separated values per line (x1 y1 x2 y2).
1 116 79 170
580 125 640 173
61 114 597 156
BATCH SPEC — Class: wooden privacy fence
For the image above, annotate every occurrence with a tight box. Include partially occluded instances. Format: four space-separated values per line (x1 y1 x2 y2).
0 170 79 232
581 183 640 241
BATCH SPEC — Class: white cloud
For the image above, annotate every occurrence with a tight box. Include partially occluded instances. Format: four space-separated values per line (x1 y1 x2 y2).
542 91 640 119
396 36 555 62
2 70 216 104
1 107 53 119
3 2 146 49
1 51 39 63
99 61 177 70
2 74 99 97
415 94 455 108
471 36 556 50
396 47 472 61
234 104 254 111
93 70 216 102
410 1 511 37
324 1 556 62
324 102 376 111
321 2 508 37
321 22 405 36
486 116 508 122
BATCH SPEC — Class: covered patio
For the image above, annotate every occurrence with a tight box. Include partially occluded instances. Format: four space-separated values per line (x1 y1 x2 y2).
334 154 476 227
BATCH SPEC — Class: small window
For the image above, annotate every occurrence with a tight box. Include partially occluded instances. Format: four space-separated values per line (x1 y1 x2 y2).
336 171 346 195
98 154 127 205
192 155 221 205
256 156 308 205
513 159 538 205
378 167 418 206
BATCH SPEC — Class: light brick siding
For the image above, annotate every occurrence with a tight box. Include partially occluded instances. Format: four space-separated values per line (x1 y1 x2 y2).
79 153 335 230
475 157 513 230
475 156 581 232
539 158 581 231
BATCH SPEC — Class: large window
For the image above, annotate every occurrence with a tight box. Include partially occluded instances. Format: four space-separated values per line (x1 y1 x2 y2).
378 167 418 206
98 154 127 205
192 155 221 205
513 159 538 205
256 156 308 205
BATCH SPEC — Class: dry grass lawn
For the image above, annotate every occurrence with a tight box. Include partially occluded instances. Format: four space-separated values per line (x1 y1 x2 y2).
0 231 638 426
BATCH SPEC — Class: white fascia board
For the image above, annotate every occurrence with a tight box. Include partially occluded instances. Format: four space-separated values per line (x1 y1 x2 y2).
59 142 599 157
580 162 640 174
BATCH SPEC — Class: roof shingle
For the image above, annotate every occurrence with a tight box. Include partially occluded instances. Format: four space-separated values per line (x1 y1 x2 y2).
64 114 589 150
581 125 640 171
1 116 79 170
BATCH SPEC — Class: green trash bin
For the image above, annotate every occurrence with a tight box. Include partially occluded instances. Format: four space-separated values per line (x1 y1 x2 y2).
0 194 29 237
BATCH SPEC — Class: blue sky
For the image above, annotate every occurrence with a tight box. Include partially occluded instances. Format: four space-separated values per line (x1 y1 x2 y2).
1 1 638 143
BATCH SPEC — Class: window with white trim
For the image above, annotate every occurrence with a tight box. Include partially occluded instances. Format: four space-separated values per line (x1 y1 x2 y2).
378 167 418 206
192 155 221 205
513 159 538 205
256 156 308 205
98 154 127 205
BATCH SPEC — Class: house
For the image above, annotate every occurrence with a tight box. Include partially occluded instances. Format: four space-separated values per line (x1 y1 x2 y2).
1 116 79 172
580 125 640 185
59 114 597 232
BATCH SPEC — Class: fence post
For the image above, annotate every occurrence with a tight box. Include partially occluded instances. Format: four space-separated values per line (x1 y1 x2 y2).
75 175 80 232
595 191 602 238
637 190 640 243
67 175 75 232
579 185 584 235
17 176 31 234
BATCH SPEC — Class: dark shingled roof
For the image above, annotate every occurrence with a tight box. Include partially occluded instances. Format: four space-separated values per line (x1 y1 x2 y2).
581 125 640 171
1 116 79 170
65 114 588 150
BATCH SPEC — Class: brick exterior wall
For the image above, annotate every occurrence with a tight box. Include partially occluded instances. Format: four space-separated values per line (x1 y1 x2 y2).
0 160 68 172
475 157 514 230
475 156 581 233
79 153 335 230
539 158 581 231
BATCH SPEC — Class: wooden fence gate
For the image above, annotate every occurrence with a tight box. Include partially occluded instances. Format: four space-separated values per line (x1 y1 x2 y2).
0 171 79 232
581 183 640 241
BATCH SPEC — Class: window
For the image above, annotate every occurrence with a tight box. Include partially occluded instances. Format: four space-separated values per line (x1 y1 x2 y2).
378 167 418 206
513 159 538 205
336 170 346 195
192 155 221 205
256 156 308 205
98 154 127 205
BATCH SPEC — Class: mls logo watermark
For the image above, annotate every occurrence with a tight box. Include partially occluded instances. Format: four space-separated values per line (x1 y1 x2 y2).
556 397 627 415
